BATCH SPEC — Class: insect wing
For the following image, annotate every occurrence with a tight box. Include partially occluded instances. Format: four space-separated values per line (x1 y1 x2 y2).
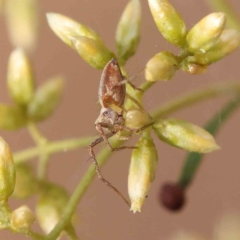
98 59 125 107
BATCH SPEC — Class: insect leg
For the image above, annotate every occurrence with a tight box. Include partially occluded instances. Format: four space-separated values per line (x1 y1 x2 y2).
88 133 130 207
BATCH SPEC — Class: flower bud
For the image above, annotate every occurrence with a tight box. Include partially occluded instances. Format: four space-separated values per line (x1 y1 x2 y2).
186 12 226 54
145 51 178 81
160 182 185 211
11 205 35 230
153 118 220 153
128 134 158 213
0 137 16 200
71 36 115 69
116 0 141 64
36 184 69 234
27 76 64 122
191 29 240 65
5 0 38 51
13 163 37 199
47 13 102 48
7 48 34 105
125 108 152 129
180 60 207 75
0 104 27 130
148 0 187 47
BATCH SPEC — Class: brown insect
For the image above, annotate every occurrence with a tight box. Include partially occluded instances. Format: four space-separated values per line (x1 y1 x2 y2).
88 58 151 206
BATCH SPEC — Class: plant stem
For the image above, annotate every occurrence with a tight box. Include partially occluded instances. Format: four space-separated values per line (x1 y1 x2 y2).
152 82 240 119
178 96 240 188
46 81 240 239
206 0 240 31
13 136 96 164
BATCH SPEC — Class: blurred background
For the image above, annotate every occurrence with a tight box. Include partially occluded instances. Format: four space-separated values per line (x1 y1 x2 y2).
0 0 240 239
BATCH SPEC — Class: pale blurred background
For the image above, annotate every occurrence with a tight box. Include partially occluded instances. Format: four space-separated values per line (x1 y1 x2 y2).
0 0 240 239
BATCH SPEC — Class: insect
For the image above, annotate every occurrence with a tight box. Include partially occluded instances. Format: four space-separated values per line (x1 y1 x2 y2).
88 58 151 206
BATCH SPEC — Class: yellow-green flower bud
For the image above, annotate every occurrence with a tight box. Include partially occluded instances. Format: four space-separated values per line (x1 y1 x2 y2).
148 0 187 47
5 0 38 51
71 36 115 69
125 108 152 129
191 29 240 65
186 12 226 54
47 13 102 48
11 205 35 230
27 76 64 122
180 60 207 75
7 48 34 105
13 164 37 199
128 133 158 213
36 184 69 234
0 104 27 130
116 0 141 64
153 118 220 153
0 137 15 200
0 0 4 12
145 51 178 81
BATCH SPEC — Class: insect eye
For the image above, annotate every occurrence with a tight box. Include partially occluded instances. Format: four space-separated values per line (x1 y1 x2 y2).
102 111 109 117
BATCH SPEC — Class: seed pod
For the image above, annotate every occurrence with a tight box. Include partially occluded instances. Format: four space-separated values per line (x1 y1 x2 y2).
0 137 16 200
128 133 158 213
148 0 187 48
192 29 240 65
7 48 34 105
153 118 220 153
180 60 207 75
0 104 27 130
71 36 116 69
13 163 38 199
145 51 178 81
125 108 152 129
36 183 70 234
47 13 102 48
5 0 38 51
186 12 226 54
27 76 64 122
116 0 141 64
11 205 35 230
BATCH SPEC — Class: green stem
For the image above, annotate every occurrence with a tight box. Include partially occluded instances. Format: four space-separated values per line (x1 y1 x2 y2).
27 122 47 146
152 82 240 119
46 81 240 239
206 0 240 31
13 136 96 164
140 81 155 92
65 224 78 240
178 97 240 188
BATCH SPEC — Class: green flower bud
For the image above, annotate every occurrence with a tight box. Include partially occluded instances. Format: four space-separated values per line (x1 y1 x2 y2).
46 13 102 48
153 118 220 153
128 133 158 213
36 184 69 234
191 29 240 65
5 0 38 51
116 0 141 64
7 48 34 105
0 137 15 200
27 76 64 122
125 108 152 129
11 205 35 230
13 164 37 199
148 0 187 47
145 51 178 81
71 36 115 69
186 12 226 54
0 104 27 130
180 60 207 75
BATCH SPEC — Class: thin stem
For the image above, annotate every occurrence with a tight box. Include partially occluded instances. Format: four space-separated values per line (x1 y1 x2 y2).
178 96 240 188
206 0 240 31
13 136 96 164
152 82 240 119
140 81 155 92
27 122 47 146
